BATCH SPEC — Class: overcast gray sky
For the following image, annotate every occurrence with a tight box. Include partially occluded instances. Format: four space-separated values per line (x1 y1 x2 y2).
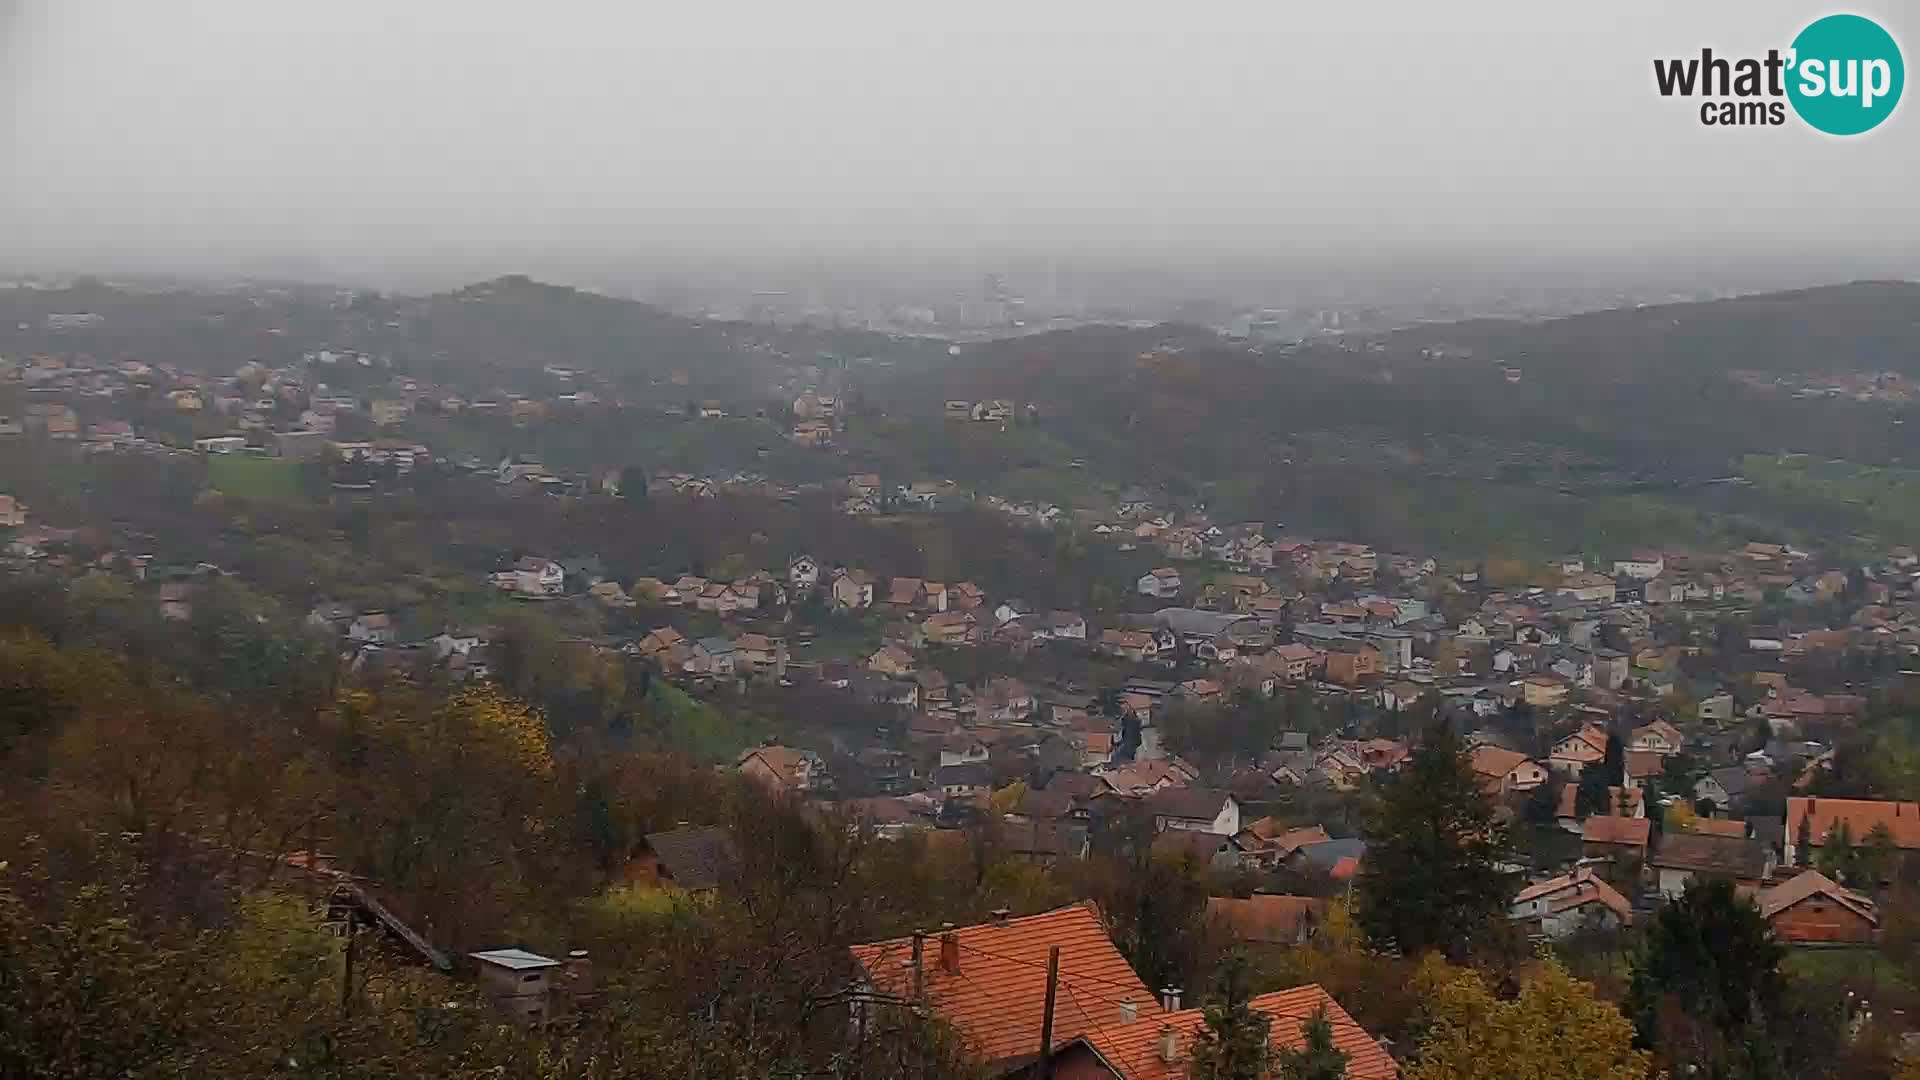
2 0 1916 275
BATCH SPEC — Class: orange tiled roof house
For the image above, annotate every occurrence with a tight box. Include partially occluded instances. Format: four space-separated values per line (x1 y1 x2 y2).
848 903 1395 1078
1784 797 1920 868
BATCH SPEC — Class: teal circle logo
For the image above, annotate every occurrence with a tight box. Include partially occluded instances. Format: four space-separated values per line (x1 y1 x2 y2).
1788 14 1903 135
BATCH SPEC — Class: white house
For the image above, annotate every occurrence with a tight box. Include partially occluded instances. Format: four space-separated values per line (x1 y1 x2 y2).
1699 693 1735 723
1549 724 1609 775
937 763 992 799
1612 553 1666 580
1693 767 1753 812
1557 573 1617 603
1145 788 1241 836
1379 681 1424 711
1137 567 1183 599
689 637 736 676
1362 627 1413 671
1629 720 1685 757
498 557 565 597
1649 833 1774 900
1037 611 1088 641
348 611 394 645
1470 746 1549 796
1509 869 1632 939
830 570 875 610
939 739 991 769
788 554 820 591
430 631 482 659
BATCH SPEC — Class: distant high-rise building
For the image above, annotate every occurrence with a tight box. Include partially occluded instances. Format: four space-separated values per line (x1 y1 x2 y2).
983 272 1011 304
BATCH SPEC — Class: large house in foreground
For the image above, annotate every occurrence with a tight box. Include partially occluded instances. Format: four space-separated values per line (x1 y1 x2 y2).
848 903 1395 1079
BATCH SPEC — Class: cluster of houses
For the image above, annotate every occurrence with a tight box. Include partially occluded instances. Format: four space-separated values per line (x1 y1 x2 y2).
1096 538 1920 737
1507 794 1893 948
739 694 1892 952
0 339 651 482
689 529 1920 993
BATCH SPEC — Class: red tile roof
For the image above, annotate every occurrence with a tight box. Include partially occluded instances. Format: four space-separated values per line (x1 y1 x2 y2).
736 746 814 792
1554 724 1608 759
1143 786 1234 823
1625 750 1664 780
1469 745 1534 779
1075 984 1396 1079
1514 867 1633 923
1756 869 1877 925
849 903 1159 1066
1633 719 1684 747
1582 815 1652 847
1152 830 1234 862
1787 797 1920 851
1204 895 1326 945
1243 820 1332 857
1685 818 1750 839
1649 832 1770 878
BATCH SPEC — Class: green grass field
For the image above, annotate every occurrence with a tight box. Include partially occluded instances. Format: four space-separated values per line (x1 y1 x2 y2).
1741 454 1920 536
1783 947 1911 994
206 455 304 501
646 679 761 763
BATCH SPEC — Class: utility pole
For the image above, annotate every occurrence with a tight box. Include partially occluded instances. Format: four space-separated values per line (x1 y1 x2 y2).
910 930 926 1002
1038 945 1060 1080
340 907 357 1019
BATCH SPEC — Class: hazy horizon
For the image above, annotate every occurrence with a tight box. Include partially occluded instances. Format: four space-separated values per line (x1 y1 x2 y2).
4 1 1919 288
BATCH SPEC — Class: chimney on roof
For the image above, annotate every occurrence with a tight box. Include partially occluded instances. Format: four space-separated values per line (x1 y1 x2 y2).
1161 986 1183 1012
1118 999 1138 1025
939 930 960 975
1158 1025 1181 1064
990 907 1011 927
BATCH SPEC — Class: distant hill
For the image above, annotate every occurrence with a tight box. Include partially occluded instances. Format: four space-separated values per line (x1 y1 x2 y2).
10 272 1920 554
1378 280 1920 381
862 280 1920 516
376 276 751 393
0 274 922 399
